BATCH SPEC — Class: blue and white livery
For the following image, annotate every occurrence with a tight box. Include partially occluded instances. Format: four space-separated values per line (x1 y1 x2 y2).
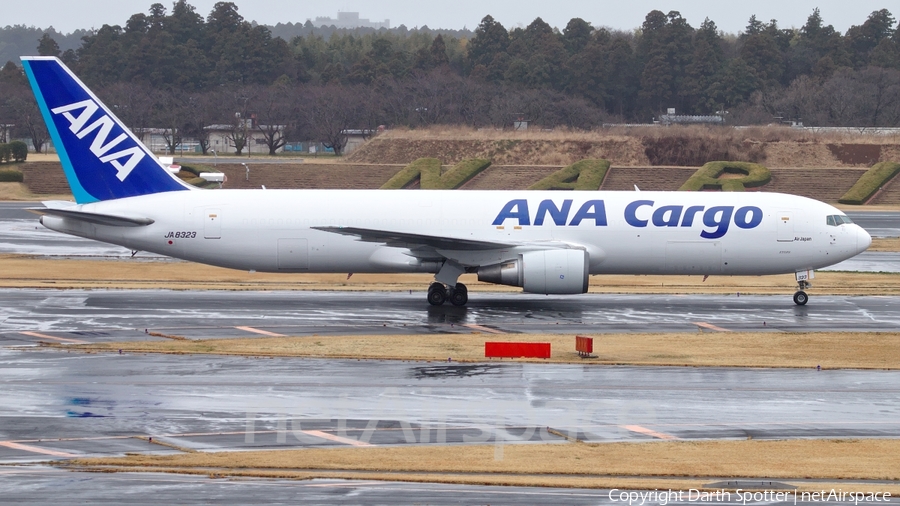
22 57 871 306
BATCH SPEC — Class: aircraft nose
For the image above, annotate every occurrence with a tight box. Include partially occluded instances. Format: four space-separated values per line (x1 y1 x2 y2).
857 226 872 253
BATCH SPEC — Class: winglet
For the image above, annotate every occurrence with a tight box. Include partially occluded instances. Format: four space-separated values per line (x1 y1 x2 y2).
20 56 192 203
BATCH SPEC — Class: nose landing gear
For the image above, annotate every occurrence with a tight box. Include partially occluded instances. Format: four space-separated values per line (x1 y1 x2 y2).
793 270 814 306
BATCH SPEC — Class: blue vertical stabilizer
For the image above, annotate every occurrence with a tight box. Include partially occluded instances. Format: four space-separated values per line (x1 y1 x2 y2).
21 56 191 203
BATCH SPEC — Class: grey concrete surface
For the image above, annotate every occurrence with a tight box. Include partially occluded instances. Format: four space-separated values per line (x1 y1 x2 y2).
847 211 900 238
1 348 898 464
822 251 900 272
1 289 899 343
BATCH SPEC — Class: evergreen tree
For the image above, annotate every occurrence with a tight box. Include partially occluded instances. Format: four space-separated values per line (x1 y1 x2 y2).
681 18 724 113
37 33 61 57
846 9 896 67
562 18 592 55
467 16 509 73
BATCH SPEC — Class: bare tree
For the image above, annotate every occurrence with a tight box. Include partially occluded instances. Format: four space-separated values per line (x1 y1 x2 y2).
183 91 220 155
254 83 294 155
7 90 48 153
222 87 256 155
99 82 159 141
301 84 369 156
855 66 900 127
155 90 190 155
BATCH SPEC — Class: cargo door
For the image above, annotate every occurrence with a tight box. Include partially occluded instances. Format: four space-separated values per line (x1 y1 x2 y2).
204 208 221 239
777 211 794 242
277 238 309 270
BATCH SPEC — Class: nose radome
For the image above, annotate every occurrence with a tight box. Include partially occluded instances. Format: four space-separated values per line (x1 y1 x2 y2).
857 226 872 253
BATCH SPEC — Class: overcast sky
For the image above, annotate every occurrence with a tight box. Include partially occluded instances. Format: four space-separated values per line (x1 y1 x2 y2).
4 0 895 35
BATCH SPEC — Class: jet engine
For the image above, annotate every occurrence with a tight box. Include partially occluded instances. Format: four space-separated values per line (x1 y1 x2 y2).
477 249 589 294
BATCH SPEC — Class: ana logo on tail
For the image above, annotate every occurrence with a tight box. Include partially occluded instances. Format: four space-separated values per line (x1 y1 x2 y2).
51 99 145 182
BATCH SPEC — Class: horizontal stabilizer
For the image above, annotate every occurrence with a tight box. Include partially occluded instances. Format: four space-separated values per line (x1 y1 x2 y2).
313 226 514 251
27 207 154 227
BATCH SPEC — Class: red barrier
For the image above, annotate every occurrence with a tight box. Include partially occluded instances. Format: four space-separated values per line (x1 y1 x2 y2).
485 342 551 359
575 336 593 354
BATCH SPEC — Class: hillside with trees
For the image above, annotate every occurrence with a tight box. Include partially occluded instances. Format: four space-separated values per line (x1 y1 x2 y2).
1 1 898 154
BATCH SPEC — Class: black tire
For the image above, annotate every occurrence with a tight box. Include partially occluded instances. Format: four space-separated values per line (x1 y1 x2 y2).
449 287 468 306
427 284 447 306
793 290 809 306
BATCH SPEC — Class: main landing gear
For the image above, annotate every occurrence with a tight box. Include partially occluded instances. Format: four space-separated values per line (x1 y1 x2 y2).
427 282 468 306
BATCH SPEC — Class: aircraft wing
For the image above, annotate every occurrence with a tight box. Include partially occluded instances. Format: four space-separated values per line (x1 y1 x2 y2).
312 226 516 251
27 207 155 227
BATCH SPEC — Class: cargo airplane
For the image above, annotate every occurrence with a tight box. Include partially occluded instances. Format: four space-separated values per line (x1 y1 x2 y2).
21 56 871 306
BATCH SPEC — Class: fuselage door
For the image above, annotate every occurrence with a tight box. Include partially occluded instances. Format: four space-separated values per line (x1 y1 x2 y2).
777 211 793 242
204 208 221 239
277 238 309 270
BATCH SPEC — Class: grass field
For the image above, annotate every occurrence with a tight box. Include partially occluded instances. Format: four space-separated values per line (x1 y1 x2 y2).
2 254 899 294
58 331 900 370
65 439 900 492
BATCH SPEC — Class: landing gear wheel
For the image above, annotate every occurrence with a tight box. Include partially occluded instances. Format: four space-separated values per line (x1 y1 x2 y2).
793 290 809 306
449 283 468 306
427 282 447 306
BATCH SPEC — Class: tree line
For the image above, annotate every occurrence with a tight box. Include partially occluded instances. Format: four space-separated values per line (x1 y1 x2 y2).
1 1 899 155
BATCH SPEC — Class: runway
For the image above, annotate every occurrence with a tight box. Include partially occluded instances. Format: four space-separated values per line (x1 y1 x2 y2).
2 289 900 341
2 347 899 464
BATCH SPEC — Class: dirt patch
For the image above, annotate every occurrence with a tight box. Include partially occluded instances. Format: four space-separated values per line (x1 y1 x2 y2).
828 144 883 166
62 331 900 370
216 163 404 189
642 136 766 166
347 137 650 166
67 439 900 484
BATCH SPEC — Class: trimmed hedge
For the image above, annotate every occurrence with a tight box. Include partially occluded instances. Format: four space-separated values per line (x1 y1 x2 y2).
184 176 207 186
381 158 441 189
679 161 771 192
381 158 491 189
528 159 610 190
838 161 900 205
426 158 491 189
9 141 27 162
0 169 24 182
0 141 28 163
178 164 218 177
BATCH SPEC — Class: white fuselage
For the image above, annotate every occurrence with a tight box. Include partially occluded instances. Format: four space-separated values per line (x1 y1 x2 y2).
39 189 869 278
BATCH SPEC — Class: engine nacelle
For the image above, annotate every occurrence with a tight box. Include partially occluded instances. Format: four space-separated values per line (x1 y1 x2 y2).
477 249 589 294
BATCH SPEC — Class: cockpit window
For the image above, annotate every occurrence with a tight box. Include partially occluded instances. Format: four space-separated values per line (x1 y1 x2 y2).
827 214 853 226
